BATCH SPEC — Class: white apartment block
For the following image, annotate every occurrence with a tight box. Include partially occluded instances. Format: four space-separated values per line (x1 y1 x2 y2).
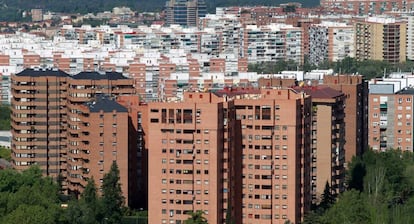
242 24 303 64
407 16 414 60
309 21 354 65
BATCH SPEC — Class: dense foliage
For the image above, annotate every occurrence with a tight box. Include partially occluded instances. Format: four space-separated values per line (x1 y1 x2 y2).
65 161 126 224
0 162 133 224
305 150 414 224
0 105 10 130
0 146 11 161
0 166 64 224
0 0 320 21
248 57 414 80
184 210 208 224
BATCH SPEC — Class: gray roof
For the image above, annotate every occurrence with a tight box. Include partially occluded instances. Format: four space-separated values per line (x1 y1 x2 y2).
369 84 394 94
72 71 129 80
87 96 127 113
16 68 69 77
0 136 10 142
397 87 414 95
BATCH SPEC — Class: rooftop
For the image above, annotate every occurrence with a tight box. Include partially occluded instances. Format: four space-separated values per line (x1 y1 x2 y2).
294 86 343 99
396 87 414 95
213 86 261 97
86 95 128 113
72 71 129 80
15 68 69 77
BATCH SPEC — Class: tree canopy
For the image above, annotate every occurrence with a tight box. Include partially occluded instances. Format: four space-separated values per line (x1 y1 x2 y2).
0 105 10 130
305 149 414 224
0 161 133 224
0 166 63 224
101 161 125 224
184 210 208 224
0 146 11 161
0 0 320 21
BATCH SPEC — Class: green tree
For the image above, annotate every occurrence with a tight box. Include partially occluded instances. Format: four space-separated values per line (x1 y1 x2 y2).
0 146 11 161
0 166 64 224
3 204 56 224
184 210 208 224
65 178 101 224
322 190 369 224
319 182 334 210
0 104 11 130
101 161 125 224
346 156 366 191
303 211 325 224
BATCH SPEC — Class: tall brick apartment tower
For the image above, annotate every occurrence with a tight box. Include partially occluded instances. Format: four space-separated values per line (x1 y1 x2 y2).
147 92 243 224
11 69 69 177
323 75 368 164
227 88 312 224
66 96 135 205
295 86 346 202
66 71 135 197
11 68 138 206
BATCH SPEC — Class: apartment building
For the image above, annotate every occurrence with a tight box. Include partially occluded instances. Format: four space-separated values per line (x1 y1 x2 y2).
165 0 207 27
11 69 69 178
309 21 354 65
323 75 369 164
66 71 135 195
295 86 345 202
117 95 149 210
11 68 138 206
355 17 406 64
369 84 414 151
321 0 414 15
147 92 242 224
147 88 313 224
67 95 134 205
0 73 10 104
242 24 303 64
406 16 414 61
287 18 321 57
225 88 312 224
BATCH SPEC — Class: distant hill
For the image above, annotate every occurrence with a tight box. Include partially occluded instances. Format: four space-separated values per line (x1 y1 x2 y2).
0 0 320 21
